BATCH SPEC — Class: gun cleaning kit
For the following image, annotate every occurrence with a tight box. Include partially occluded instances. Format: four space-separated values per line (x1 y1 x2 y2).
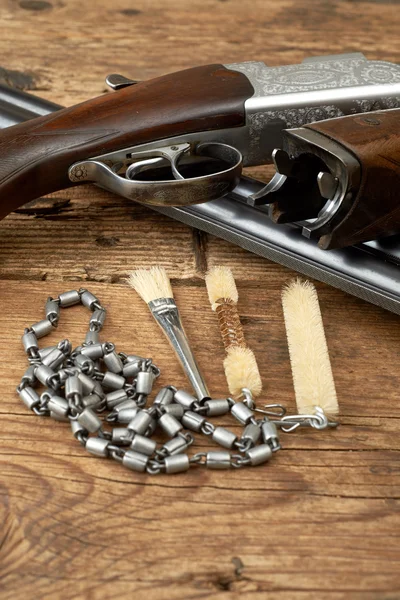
17 268 339 476
8 49 395 475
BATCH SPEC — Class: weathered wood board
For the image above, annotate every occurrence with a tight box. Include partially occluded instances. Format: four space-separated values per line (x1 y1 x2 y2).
0 1 400 598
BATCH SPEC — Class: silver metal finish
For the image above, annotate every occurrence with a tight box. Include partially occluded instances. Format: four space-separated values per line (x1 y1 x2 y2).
122 450 149 472
103 350 123 373
317 172 339 200
105 73 139 90
136 371 154 395
158 413 183 437
68 142 243 208
42 347 65 369
31 318 53 338
85 330 100 345
163 404 185 419
22 331 38 354
114 399 138 413
82 394 103 410
164 454 190 474
58 290 81 307
102 372 125 390
106 389 128 409
35 364 56 387
86 437 109 457
206 451 231 469
231 402 254 425
78 372 97 394
261 420 280 452
173 389 198 409
181 411 206 432
212 426 237 449
81 343 105 360
153 387 174 406
47 395 69 418
242 423 261 446
149 299 210 400
18 386 40 410
117 407 140 423
65 375 82 399
203 399 231 417
162 436 189 456
127 410 153 435
78 408 102 432
111 427 134 445
131 434 157 456
122 360 142 378
246 444 272 466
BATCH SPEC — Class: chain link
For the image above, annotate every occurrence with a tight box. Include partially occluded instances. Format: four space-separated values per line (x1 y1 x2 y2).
17 289 282 475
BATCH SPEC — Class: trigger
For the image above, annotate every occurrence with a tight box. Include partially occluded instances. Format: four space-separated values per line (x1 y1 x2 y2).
125 157 167 180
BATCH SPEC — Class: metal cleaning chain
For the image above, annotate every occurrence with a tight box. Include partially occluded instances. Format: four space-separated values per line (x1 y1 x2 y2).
17 289 281 475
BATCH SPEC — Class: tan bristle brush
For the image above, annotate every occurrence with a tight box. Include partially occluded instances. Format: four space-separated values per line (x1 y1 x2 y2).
281 278 338 419
129 266 209 400
205 266 262 399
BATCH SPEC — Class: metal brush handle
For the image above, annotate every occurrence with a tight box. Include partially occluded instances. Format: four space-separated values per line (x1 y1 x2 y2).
148 298 210 400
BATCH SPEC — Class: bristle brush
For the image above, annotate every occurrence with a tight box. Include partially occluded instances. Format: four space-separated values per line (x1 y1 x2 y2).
281 278 339 420
129 267 209 400
205 266 262 399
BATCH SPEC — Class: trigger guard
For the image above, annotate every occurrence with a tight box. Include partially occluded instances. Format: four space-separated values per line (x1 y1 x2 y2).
68 142 243 207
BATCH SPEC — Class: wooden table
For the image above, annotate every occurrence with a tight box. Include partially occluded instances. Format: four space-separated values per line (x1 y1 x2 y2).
1 1 400 598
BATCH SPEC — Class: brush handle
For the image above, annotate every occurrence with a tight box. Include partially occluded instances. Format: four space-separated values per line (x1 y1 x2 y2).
148 298 210 400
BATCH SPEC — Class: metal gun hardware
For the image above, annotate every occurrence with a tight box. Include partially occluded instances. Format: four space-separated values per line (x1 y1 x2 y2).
0 52 400 314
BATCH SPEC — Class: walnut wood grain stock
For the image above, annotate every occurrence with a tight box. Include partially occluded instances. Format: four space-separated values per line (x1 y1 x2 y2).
306 109 400 249
0 64 253 219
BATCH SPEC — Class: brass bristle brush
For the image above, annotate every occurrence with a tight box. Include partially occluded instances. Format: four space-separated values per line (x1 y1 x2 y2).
281 278 339 426
205 266 262 400
128 266 209 400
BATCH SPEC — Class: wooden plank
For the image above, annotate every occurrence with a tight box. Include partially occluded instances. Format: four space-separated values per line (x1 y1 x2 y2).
0 1 400 598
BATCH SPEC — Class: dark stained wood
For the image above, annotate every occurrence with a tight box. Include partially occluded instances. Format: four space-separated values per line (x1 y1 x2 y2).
0 64 253 219
305 109 400 248
0 1 400 599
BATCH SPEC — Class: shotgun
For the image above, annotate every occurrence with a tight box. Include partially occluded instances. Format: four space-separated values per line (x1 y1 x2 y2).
1 52 400 313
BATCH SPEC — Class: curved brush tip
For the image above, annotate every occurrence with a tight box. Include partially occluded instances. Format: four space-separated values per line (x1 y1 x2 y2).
223 346 262 399
205 266 239 310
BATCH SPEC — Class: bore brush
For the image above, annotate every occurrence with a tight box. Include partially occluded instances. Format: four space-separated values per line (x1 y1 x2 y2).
128 266 209 400
281 278 338 420
205 266 262 399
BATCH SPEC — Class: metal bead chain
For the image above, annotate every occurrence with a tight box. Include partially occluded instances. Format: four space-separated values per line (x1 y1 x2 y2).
17 289 281 475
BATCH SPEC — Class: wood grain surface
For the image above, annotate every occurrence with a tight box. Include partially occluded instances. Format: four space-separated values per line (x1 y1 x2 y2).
0 1 400 598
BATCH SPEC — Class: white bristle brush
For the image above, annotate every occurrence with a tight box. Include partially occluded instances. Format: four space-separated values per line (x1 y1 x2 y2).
281 278 338 419
205 266 262 399
129 266 209 400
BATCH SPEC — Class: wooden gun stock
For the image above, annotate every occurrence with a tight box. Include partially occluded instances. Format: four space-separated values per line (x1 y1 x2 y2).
0 64 253 220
